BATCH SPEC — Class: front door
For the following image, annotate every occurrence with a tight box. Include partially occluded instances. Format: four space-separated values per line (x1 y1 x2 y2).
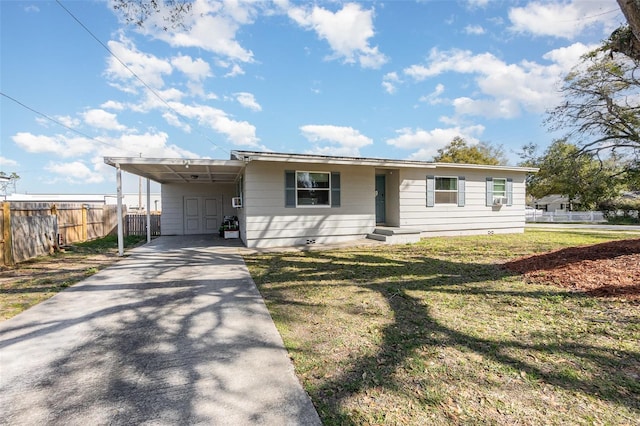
375 175 386 224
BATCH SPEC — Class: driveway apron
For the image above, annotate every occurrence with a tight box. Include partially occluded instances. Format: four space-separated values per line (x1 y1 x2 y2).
0 236 321 425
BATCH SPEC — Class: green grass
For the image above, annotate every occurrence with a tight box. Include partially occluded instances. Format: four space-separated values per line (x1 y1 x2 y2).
245 230 640 425
71 234 147 252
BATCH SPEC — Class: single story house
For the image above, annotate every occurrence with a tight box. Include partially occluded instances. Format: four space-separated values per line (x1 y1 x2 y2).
104 150 538 248
530 194 573 212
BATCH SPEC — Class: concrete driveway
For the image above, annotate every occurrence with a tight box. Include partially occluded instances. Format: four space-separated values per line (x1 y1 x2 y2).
0 236 321 425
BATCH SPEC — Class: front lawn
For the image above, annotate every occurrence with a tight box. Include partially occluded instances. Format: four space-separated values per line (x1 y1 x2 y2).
244 230 640 425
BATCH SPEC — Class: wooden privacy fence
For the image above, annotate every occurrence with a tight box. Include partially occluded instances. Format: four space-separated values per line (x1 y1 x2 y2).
125 214 161 236
0 202 124 266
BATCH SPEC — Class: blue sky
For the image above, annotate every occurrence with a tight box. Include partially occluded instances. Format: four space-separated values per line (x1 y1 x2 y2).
0 0 624 194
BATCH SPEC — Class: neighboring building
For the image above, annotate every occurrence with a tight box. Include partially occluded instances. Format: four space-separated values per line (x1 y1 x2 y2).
5 193 162 212
105 151 537 248
530 194 573 213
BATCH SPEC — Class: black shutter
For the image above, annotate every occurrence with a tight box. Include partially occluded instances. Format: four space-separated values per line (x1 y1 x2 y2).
331 172 341 207
285 170 296 207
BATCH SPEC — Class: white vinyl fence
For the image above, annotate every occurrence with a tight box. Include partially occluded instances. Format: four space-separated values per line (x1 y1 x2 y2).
526 210 606 223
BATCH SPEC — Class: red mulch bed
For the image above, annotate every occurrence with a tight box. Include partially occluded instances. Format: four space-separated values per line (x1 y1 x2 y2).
503 238 640 301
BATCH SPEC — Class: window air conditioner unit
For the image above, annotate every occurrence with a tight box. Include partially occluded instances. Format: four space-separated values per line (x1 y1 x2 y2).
493 197 508 206
232 197 243 208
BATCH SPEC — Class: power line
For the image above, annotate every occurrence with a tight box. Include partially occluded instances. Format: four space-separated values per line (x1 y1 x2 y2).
1 91 140 156
551 8 621 23
55 0 231 156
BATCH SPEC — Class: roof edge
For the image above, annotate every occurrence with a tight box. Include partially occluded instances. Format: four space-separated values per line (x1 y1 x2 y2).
231 150 538 172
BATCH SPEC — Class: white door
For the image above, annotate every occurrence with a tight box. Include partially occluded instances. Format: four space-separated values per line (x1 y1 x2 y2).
184 197 221 234
203 198 220 233
184 197 201 234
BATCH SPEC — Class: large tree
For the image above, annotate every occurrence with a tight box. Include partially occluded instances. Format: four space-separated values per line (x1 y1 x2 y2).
609 0 640 60
547 50 640 154
112 0 192 30
546 46 640 190
519 140 625 210
432 137 507 165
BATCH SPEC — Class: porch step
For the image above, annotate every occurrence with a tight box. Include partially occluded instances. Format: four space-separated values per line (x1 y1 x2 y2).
366 227 422 244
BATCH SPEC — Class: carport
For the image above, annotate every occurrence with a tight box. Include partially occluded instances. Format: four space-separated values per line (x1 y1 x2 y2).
104 157 246 255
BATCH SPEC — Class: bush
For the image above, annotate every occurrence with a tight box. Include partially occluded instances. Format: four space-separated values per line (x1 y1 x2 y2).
598 198 640 223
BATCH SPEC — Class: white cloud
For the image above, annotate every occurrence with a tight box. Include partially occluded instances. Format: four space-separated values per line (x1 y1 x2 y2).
301 124 373 156
0 157 18 167
508 0 620 39
464 24 485 35
382 72 401 94
452 97 520 119
162 112 192 133
169 102 261 147
419 83 445 105
401 44 595 119
225 63 245 77
114 132 198 158
171 55 212 80
44 161 104 184
12 132 96 158
287 2 387 69
101 100 126 111
35 115 81 129
105 36 172 91
542 42 597 70
140 0 256 63
235 92 262 111
386 125 485 160
82 109 128 131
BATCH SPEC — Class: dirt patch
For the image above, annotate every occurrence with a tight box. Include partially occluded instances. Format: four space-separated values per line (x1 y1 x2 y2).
503 238 640 300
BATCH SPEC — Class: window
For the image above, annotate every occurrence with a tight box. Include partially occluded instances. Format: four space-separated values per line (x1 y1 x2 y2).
427 175 465 207
285 171 341 207
435 177 458 204
297 172 330 205
493 178 506 201
486 177 513 206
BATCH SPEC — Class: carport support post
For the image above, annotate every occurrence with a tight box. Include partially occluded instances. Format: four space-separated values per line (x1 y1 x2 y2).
116 164 124 257
146 178 151 243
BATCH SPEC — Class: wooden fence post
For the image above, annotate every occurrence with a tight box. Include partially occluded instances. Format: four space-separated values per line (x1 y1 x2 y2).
2 202 14 266
50 204 59 248
82 204 88 242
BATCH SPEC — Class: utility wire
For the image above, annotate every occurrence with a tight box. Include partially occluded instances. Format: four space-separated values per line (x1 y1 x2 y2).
1 91 141 156
551 8 621 23
55 0 231 156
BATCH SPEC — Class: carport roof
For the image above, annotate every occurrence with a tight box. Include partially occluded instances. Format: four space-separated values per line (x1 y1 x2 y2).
103 157 245 184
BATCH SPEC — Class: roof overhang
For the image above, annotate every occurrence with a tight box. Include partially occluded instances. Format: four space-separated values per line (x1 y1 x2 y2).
231 150 437 169
231 150 538 173
104 157 245 184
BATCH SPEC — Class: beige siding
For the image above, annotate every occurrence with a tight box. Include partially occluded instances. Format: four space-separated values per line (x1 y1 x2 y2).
399 168 528 236
161 183 237 235
244 161 375 248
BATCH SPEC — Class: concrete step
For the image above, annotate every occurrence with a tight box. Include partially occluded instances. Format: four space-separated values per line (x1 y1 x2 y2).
366 233 387 242
368 227 422 244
